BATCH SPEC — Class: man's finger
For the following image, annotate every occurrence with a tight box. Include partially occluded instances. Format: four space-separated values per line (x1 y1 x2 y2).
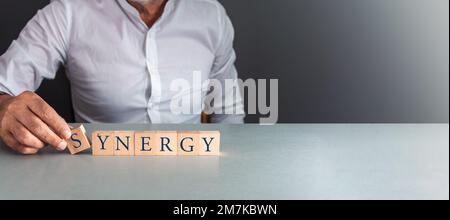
13 145 39 155
8 119 45 149
13 108 68 151
1 132 39 155
27 96 71 139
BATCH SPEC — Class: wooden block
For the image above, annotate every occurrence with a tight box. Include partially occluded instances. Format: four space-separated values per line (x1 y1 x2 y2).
113 131 135 156
177 131 200 156
92 131 114 156
67 125 91 155
134 131 157 156
199 131 221 156
155 131 178 156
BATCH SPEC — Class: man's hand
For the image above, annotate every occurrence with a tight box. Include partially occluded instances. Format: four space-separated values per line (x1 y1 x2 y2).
0 91 72 155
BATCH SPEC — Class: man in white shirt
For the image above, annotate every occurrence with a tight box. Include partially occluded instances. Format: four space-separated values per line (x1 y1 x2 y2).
0 0 244 154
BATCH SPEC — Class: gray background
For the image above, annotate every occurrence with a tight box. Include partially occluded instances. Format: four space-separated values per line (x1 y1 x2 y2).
0 0 448 123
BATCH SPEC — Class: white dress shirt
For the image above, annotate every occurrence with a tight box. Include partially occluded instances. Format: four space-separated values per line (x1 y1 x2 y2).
0 0 244 124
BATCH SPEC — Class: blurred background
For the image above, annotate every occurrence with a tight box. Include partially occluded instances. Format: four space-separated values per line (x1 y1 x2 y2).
0 0 448 123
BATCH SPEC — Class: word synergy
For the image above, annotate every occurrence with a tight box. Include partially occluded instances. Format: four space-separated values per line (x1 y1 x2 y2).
66 125 221 156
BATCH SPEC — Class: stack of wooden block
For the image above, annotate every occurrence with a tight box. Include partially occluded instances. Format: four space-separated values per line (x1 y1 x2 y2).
66 125 220 156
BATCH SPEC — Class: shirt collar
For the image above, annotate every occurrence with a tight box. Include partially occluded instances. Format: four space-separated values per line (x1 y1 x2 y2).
116 0 175 32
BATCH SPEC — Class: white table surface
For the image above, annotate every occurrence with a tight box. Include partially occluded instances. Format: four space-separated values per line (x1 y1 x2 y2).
0 124 448 200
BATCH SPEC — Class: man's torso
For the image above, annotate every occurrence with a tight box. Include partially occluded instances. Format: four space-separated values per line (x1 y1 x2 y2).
65 0 222 123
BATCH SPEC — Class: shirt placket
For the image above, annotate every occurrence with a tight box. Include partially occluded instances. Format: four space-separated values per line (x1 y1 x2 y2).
117 0 173 123
145 27 162 123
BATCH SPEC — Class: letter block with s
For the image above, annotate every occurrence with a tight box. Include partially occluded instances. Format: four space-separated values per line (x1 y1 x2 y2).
67 125 91 155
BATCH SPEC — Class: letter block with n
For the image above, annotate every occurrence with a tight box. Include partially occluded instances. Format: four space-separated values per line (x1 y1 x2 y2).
113 131 135 156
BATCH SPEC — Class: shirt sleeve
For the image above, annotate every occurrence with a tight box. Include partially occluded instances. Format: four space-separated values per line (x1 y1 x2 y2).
207 5 245 124
0 0 70 96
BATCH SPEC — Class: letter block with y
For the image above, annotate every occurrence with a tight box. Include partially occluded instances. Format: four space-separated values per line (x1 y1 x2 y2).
92 131 114 156
199 131 221 156
67 125 91 155
114 131 135 156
